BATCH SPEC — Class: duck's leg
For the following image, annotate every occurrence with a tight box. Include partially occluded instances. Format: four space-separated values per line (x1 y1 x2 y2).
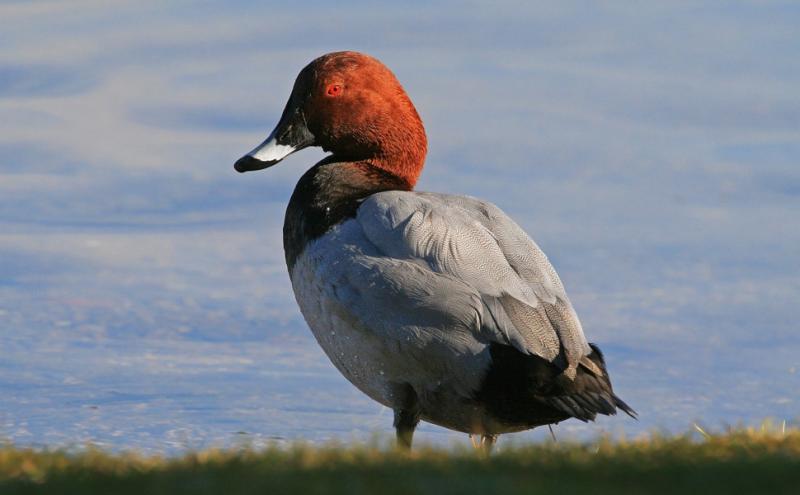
392 384 420 450
481 434 497 454
394 409 419 449
469 434 497 454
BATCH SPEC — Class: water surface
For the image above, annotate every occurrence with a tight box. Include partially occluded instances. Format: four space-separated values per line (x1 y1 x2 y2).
1 1 798 453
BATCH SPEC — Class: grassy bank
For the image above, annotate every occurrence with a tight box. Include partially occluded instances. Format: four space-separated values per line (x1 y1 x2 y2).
2 426 799 494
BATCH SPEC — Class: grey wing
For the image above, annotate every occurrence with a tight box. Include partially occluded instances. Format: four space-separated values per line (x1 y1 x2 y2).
357 190 596 379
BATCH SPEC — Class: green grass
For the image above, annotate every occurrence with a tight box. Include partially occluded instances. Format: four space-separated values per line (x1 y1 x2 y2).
2 424 799 494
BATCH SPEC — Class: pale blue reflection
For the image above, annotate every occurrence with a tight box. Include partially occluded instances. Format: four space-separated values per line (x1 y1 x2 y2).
0 1 798 453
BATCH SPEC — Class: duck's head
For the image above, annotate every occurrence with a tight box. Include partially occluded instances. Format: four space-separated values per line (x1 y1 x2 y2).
234 51 428 188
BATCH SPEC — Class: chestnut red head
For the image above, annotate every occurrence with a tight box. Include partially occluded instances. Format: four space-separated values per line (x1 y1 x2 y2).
234 51 428 188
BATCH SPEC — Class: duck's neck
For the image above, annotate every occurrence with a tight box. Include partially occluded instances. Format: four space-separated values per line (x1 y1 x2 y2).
367 124 427 189
283 158 412 271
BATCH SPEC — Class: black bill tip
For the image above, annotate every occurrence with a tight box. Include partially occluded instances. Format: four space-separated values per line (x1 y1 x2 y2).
234 155 277 173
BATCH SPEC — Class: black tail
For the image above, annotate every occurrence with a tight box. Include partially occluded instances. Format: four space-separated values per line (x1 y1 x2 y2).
542 343 637 422
476 342 636 429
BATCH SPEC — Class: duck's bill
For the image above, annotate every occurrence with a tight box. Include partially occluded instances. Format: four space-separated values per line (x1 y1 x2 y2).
234 102 314 173
234 130 295 172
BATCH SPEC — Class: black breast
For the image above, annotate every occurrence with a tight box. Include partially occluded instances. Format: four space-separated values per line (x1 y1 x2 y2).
283 158 411 271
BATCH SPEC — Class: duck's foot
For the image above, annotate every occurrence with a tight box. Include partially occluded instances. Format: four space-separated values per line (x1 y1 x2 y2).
396 422 416 450
469 434 497 455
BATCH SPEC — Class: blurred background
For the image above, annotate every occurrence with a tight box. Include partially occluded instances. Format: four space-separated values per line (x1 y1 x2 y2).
1 1 798 453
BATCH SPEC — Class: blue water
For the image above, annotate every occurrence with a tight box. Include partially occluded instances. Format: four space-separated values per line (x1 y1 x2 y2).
1 2 798 454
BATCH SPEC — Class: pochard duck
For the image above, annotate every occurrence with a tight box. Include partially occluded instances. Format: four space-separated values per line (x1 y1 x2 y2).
235 51 635 450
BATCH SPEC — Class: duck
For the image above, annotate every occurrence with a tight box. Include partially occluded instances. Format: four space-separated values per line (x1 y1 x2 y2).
234 51 635 451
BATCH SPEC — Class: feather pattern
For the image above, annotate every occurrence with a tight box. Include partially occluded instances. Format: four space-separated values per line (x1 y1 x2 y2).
356 190 592 376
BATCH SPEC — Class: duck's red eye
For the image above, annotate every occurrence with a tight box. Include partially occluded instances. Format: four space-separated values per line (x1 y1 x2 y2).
326 83 343 97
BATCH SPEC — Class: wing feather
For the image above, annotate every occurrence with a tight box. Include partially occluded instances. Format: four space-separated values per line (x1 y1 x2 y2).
357 191 593 378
